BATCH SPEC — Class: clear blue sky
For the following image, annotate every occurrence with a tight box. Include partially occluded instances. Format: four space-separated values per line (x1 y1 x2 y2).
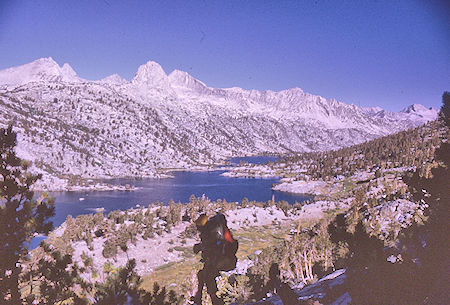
0 0 448 111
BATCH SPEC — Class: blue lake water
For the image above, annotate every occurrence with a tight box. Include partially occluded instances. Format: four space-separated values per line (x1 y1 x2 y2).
50 170 308 227
29 157 309 248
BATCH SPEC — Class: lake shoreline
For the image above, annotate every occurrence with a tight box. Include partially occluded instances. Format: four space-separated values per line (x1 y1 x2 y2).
37 159 312 229
32 155 282 192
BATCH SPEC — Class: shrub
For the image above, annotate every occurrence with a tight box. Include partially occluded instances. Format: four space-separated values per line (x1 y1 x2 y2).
102 239 118 259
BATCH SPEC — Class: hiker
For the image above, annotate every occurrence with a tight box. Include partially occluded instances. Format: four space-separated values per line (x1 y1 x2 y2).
191 213 238 305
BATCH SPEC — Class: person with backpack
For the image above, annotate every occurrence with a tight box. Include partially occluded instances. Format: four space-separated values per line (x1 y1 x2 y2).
191 213 238 305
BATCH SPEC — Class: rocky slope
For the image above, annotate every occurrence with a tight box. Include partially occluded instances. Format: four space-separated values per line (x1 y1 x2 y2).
0 58 438 189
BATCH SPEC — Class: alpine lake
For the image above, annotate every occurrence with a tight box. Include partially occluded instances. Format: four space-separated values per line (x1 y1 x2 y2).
30 156 311 248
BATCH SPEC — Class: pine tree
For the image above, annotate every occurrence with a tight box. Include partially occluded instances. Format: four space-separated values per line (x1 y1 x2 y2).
0 126 55 303
94 259 179 305
326 93 450 304
399 93 450 303
440 91 450 126
31 242 89 304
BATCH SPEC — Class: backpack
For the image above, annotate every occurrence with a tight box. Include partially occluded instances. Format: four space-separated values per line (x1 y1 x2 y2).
201 213 239 271
223 226 238 256
218 226 238 271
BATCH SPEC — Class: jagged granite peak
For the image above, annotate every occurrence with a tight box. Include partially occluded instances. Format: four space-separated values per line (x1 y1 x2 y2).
402 103 430 113
97 73 128 85
0 57 81 86
30 57 60 69
168 69 208 92
400 103 439 121
0 57 59 84
131 60 172 91
61 63 78 78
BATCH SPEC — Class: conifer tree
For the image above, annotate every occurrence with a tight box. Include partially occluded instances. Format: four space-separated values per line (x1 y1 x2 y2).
94 259 179 305
326 93 449 304
31 242 89 304
0 126 55 303
399 92 450 303
440 91 450 126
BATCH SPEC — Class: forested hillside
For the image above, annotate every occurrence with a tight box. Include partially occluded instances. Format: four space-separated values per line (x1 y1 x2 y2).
279 119 443 180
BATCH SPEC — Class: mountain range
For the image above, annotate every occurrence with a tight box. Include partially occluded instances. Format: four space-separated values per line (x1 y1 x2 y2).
0 58 438 189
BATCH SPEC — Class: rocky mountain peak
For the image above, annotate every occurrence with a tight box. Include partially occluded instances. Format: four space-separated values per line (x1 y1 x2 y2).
401 103 439 120
34 56 59 67
0 57 81 86
61 63 78 78
401 103 428 113
168 69 207 92
98 73 128 85
131 61 170 89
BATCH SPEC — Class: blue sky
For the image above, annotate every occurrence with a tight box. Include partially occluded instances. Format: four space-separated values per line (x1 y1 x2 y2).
0 0 448 111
